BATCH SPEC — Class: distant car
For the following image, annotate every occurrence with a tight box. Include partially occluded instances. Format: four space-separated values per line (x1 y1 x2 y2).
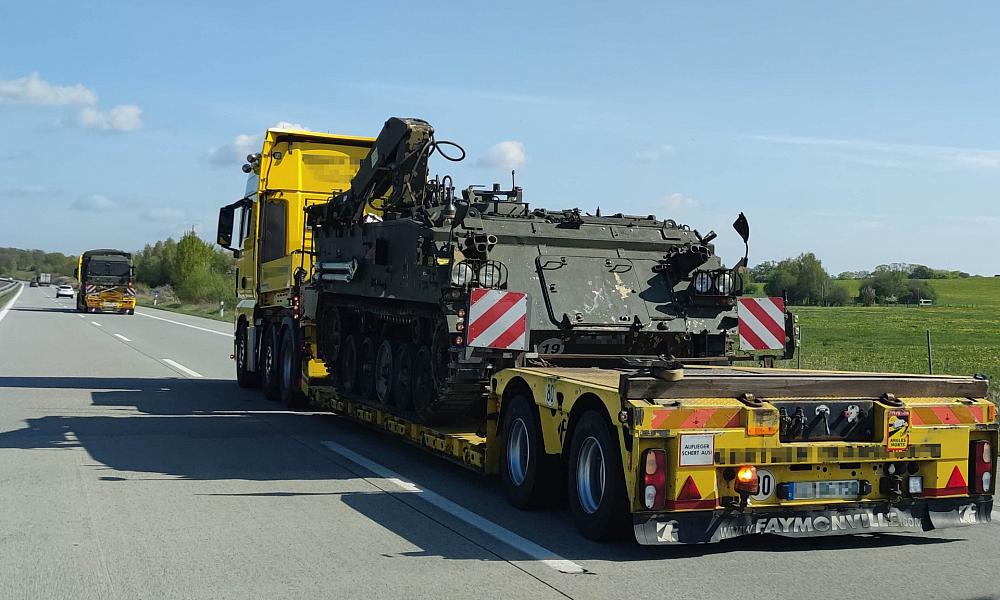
55 285 74 298
29 281 39 288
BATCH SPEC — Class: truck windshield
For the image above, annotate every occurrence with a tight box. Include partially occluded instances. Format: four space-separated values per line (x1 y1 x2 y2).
86 260 130 278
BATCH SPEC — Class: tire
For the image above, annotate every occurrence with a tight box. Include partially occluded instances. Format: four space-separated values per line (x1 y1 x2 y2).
278 325 306 408
338 334 359 394
261 325 281 401
358 337 377 400
500 394 556 509
127 309 135 315
567 411 630 541
374 339 394 405
411 346 436 415
392 342 415 410
236 323 261 388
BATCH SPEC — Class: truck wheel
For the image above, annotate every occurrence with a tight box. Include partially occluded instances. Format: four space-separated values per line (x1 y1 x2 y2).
338 334 359 394
127 309 134 315
374 340 394 405
359 337 377 400
261 326 281 401
567 411 629 540
235 323 260 388
278 326 306 408
500 394 555 509
411 346 435 414
392 342 414 410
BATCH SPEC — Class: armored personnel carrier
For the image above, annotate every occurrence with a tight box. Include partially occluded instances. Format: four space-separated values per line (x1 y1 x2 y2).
306 117 776 422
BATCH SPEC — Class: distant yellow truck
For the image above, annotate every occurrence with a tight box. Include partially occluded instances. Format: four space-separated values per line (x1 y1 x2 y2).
76 249 136 314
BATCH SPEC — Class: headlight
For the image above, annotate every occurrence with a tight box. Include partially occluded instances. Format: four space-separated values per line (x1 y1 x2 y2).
714 271 735 295
477 263 502 287
450 262 474 286
692 271 712 293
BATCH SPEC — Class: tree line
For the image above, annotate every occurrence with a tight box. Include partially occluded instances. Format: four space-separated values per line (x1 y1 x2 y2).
0 247 77 278
750 254 938 306
133 232 235 304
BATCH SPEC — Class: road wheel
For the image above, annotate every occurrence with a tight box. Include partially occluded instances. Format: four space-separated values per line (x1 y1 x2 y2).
235 323 260 388
500 394 555 509
411 346 436 415
261 325 281 401
338 334 359 394
567 411 629 540
374 339 394 405
358 337 377 400
392 342 415 410
278 326 306 408
127 309 135 315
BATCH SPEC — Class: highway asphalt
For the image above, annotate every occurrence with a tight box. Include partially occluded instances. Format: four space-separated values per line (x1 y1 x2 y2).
0 284 997 600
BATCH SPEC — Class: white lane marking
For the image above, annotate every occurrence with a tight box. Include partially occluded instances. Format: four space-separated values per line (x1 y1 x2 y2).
114 334 132 342
0 284 25 325
136 311 231 337
91 321 102 327
77 314 85 319
320 440 586 575
162 358 204 378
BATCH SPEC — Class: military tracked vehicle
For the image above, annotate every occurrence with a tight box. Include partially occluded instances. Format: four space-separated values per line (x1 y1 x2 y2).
305 117 781 422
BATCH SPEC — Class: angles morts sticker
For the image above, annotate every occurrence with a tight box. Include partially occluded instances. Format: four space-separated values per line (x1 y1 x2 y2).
886 409 910 452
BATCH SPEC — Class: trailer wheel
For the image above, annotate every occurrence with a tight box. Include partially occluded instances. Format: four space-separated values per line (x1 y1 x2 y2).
392 342 415 410
358 337 377 400
374 340 394 405
338 334 359 394
501 395 555 509
261 325 281 401
567 411 629 540
278 326 306 408
235 322 260 388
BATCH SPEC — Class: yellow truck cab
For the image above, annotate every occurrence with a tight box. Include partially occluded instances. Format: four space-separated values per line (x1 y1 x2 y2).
217 127 374 403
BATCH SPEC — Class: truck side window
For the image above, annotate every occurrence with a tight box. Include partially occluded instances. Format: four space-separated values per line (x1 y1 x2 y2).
261 200 286 262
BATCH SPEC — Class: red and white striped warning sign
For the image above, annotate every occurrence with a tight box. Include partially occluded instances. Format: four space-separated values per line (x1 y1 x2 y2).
738 297 787 351
466 288 529 351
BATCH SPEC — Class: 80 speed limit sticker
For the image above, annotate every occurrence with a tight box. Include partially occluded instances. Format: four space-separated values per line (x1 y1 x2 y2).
750 469 775 502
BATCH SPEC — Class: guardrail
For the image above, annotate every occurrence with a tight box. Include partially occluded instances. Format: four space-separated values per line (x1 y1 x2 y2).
0 281 17 295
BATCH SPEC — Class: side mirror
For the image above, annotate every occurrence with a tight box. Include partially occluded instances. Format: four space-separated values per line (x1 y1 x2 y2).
217 205 236 249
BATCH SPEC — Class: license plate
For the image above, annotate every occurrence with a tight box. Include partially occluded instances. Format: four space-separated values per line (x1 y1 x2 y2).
785 480 861 500
103 302 118 308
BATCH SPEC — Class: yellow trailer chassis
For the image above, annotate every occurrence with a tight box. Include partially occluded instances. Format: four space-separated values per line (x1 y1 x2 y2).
303 357 996 544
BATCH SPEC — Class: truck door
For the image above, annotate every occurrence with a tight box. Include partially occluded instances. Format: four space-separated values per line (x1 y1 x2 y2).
258 195 289 294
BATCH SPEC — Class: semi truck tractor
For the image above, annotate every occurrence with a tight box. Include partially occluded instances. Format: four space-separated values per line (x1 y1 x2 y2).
75 249 136 314
218 119 996 544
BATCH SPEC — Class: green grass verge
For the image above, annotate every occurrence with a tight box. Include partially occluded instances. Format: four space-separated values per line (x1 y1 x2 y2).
779 277 999 403
136 298 234 323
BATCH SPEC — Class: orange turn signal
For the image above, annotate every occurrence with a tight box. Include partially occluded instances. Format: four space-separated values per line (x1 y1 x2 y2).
746 409 779 436
735 465 759 494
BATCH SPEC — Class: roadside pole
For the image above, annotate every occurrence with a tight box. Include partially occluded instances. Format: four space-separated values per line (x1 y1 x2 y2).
926 330 933 374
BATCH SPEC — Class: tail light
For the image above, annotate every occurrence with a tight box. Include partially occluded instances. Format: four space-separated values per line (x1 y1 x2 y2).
641 449 667 510
735 465 759 494
291 295 300 319
970 440 993 494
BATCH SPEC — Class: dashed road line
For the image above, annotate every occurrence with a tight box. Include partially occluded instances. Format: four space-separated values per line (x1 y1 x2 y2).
136 311 231 337
161 358 204 378
114 334 132 342
91 321 102 327
320 440 586 575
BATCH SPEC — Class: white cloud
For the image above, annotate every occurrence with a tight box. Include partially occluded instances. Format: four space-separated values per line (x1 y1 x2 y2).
141 208 185 222
752 134 1000 170
665 193 697 210
71 195 117 212
0 72 143 133
634 144 676 163
2 185 56 198
0 72 97 106
476 141 526 169
78 104 143 132
208 122 310 167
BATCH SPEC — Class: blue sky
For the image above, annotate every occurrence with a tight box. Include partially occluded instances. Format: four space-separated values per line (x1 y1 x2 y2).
1 1 998 274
